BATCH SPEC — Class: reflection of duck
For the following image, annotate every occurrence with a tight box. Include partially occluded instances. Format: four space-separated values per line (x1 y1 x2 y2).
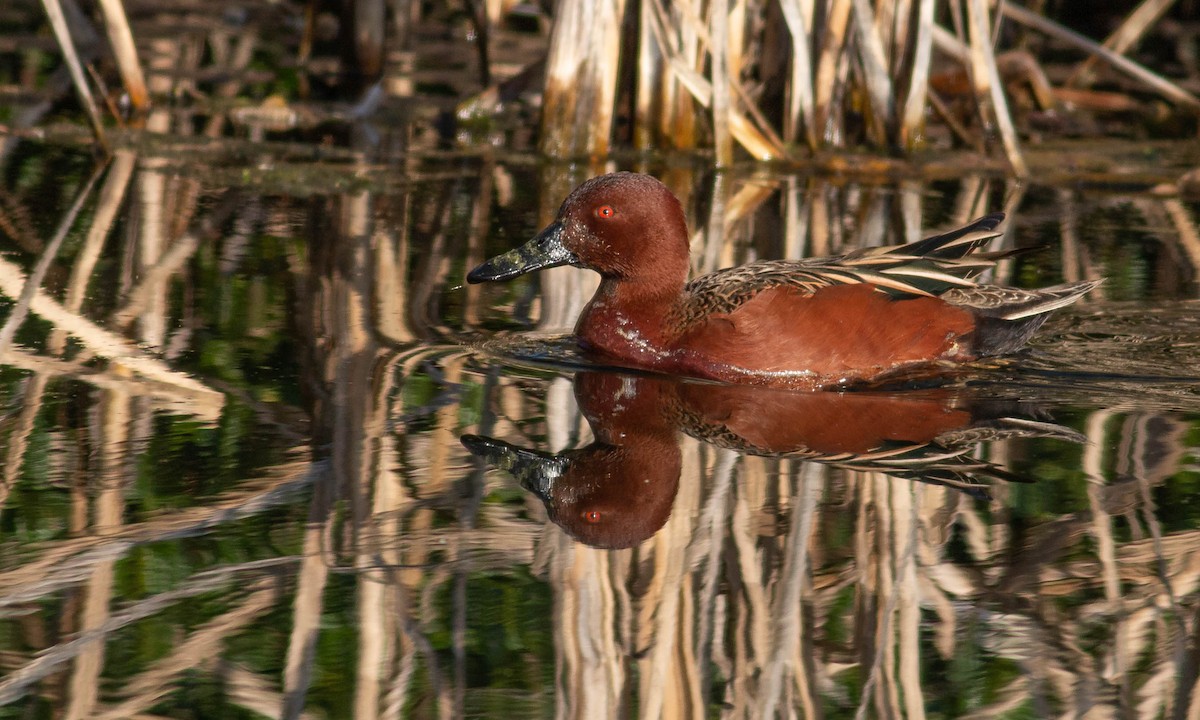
468 172 1100 389
463 372 1085 549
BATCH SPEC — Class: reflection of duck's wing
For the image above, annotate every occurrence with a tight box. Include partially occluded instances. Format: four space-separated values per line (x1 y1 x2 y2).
824 442 1020 499
677 415 1086 499
934 417 1087 445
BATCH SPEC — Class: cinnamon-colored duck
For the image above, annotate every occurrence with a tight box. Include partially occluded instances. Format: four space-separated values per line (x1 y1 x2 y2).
468 172 1100 389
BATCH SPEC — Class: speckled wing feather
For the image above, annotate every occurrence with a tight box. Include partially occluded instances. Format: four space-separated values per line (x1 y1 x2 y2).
941 280 1103 319
672 214 1008 325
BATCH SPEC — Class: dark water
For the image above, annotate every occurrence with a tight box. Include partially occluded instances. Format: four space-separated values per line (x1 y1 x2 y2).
1 142 1199 718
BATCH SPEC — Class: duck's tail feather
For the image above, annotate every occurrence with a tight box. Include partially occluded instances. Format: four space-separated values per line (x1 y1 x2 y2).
951 279 1102 356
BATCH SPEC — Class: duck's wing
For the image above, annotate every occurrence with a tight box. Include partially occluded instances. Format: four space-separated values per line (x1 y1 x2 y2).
678 213 1009 319
819 212 1012 296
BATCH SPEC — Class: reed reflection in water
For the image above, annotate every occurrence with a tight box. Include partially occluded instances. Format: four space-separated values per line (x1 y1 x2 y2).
0 150 1198 716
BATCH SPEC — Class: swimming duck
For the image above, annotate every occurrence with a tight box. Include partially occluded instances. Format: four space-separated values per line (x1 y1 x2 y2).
468 172 1100 389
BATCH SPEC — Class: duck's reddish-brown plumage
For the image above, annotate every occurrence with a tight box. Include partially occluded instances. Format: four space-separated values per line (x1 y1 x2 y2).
467 172 1100 389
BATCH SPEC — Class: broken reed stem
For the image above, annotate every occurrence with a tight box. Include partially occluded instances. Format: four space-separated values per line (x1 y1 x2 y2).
39 0 109 151
1066 0 1176 89
95 0 149 112
1003 2 1200 110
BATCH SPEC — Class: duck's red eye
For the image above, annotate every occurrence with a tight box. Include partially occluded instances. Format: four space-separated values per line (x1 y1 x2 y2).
581 510 603 523
595 205 615 219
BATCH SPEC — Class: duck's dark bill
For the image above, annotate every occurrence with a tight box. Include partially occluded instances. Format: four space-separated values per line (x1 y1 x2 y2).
460 434 567 499
467 222 579 283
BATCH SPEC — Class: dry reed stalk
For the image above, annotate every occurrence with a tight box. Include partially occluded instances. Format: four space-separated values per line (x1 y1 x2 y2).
725 0 748 110
0 459 317 612
639 438 703 718
95 0 148 112
39 0 108 150
1002 3 1200 110
49 151 135 356
92 579 282 719
965 0 1027 176
0 373 50 515
540 0 627 157
778 0 816 147
0 165 102 352
720 81 785 156
813 0 852 142
64 390 129 718
634 2 660 150
0 253 221 401
900 0 937 148
203 29 257 137
640 0 707 149
219 663 319 720
665 0 700 149
357 560 393 718
710 0 733 165
1159 198 1200 275
892 481 926 720
850 0 896 142
761 463 822 718
0 561 294 703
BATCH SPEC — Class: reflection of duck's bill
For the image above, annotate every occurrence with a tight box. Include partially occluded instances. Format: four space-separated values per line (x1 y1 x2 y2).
467 222 580 283
460 434 568 499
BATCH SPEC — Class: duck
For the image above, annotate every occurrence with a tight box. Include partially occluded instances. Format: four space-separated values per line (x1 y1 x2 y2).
467 172 1101 389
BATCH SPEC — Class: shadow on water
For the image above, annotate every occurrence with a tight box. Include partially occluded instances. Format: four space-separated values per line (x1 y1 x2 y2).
2 142 1200 715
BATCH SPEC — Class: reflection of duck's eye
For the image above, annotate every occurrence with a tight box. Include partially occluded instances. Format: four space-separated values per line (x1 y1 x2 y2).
594 205 615 220
581 510 603 523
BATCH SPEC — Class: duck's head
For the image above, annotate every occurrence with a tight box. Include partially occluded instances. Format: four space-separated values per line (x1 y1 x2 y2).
467 172 690 285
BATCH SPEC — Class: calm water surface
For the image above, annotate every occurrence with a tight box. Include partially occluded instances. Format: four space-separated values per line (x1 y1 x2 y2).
1 144 1198 718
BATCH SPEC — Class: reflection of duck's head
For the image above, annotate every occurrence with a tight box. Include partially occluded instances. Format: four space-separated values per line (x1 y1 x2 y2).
461 432 679 550
463 372 682 549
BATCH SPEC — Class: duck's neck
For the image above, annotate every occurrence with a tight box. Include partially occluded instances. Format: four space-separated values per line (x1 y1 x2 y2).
576 273 687 365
